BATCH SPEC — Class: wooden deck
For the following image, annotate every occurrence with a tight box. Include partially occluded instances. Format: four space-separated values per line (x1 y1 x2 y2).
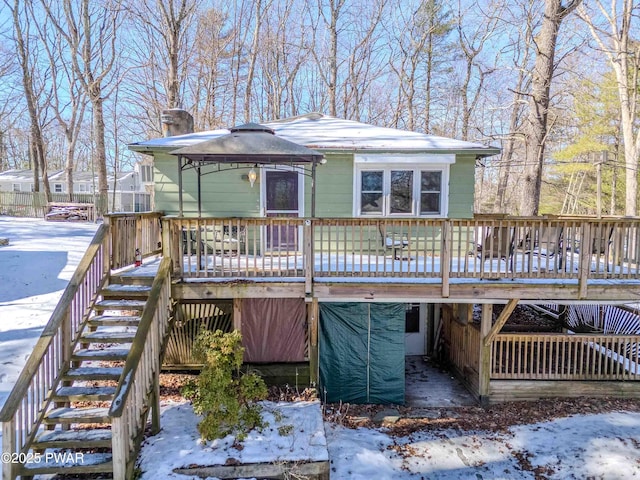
159 216 640 303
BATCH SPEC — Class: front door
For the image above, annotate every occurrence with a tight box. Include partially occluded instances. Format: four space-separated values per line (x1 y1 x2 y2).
264 170 301 250
405 303 426 355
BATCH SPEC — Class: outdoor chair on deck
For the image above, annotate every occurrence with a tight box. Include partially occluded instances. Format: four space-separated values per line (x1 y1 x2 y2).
201 226 242 255
589 225 614 272
379 224 409 260
475 226 515 271
523 225 565 271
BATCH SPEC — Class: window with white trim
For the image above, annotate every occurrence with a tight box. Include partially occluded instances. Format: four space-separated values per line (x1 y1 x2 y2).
12 183 20 192
54 183 63 193
140 165 154 183
420 171 442 215
355 165 448 217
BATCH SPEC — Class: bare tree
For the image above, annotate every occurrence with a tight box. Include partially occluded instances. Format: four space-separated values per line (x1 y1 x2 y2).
456 1 499 141
129 0 199 110
0 37 21 172
520 0 582 216
578 1 640 216
256 0 306 119
311 0 346 117
32 2 87 201
41 0 123 215
341 0 388 121
243 0 274 121
6 0 52 199
189 7 234 130
495 1 535 212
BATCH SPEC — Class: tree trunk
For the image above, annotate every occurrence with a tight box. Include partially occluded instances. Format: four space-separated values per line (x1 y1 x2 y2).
243 0 264 122
520 0 581 216
11 0 50 201
327 0 344 117
579 0 637 214
92 92 109 212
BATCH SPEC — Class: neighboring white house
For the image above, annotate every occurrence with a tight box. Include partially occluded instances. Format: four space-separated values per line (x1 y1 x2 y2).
0 163 154 213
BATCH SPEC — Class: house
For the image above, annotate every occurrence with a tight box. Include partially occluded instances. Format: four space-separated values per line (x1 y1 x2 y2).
129 113 501 403
0 163 153 213
128 112 640 403
2 112 640 479
129 112 498 219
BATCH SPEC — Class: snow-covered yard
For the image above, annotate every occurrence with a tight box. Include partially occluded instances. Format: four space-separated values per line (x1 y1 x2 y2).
1 216 639 479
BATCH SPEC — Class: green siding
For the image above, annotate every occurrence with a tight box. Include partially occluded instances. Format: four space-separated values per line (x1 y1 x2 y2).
152 151 476 218
154 152 260 217
448 155 475 219
307 153 353 217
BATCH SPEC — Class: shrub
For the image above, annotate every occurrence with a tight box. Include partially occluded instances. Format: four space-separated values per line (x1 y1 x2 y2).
182 330 268 441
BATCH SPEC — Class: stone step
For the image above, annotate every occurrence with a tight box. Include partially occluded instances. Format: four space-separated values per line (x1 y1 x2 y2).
88 315 141 327
33 427 112 449
80 330 137 344
63 366 123 382
44 407 111 425
72 347 130 362
94 299 146 312
21 452 112 476
53 386 116 402
101 283 152 298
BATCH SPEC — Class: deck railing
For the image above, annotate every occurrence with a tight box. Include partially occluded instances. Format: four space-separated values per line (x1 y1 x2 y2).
107 212 163 270
110 256 173 480
0 226 110 480
448 319 481 376
162 216 640 285
491 333 640 380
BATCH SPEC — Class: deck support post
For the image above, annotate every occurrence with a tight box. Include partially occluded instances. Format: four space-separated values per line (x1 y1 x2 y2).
151 368 161 435
308 298 319 386
304 220 313 295
441 221 450 298
478 303 493 405
136 216 143 254
479 299 519 405
233 298 242 332
2 419 16 480
578 223 591 299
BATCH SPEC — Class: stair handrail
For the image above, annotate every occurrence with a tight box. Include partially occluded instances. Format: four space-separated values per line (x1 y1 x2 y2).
1 225 110 477
110 255 173 480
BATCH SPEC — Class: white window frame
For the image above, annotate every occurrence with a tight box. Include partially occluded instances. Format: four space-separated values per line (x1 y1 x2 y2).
141 165 154 183
12 183 20 192
54 183 63 193
353 154 451 218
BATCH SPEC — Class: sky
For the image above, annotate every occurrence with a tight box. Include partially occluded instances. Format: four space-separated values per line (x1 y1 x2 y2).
0 216 639 479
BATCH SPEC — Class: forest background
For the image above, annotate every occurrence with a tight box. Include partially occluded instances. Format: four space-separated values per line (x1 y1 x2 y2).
0 0 638 216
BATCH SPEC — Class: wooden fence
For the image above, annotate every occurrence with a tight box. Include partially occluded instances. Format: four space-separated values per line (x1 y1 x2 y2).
0 191 151 217
491 333 640 380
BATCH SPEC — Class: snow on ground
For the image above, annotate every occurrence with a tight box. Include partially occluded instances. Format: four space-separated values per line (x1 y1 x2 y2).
137 400 328 479
139 400 640 479
0 217 98 446
1 216 640 480
325 411 640 479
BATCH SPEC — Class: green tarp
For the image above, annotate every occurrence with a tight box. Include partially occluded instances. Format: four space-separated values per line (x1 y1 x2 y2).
319 302 405 405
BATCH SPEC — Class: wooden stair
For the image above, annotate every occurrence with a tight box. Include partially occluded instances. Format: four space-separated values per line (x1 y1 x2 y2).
19 274 153 478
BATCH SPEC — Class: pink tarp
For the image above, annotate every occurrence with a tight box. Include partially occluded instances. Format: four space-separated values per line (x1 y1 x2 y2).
241 298 306 363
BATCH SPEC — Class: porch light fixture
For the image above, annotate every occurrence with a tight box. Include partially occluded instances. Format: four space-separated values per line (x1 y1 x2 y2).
247 167 257 187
